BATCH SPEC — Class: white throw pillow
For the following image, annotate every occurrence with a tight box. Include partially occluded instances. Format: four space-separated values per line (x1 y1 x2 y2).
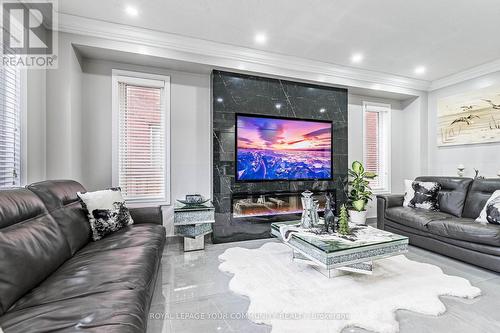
403 179 415 207
476 190 500 224
77 188 134 241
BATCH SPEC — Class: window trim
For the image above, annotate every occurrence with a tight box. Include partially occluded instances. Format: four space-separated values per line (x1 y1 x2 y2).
362 101 391 194
0 66 26 188
20 69 27 186
111 69 171 207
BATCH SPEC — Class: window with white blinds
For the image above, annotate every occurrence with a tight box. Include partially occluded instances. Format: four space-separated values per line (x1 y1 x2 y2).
363 102 391 193
0 66 22 188
113 72 170 204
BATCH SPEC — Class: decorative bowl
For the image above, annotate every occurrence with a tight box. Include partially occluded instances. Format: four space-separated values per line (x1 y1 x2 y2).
177 195 210 206
184 194 205 204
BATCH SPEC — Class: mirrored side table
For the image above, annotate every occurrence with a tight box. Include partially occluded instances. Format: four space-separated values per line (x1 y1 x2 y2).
173 201 215 251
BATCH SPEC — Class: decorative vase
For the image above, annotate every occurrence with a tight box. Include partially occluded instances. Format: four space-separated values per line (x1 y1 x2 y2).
300 190 319 229
348 210 367 225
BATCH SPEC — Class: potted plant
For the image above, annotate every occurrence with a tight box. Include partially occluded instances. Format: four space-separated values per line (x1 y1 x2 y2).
348 161 377 224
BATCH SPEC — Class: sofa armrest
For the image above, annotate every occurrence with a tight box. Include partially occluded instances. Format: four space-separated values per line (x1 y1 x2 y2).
376 194 404 230
129 206 163 225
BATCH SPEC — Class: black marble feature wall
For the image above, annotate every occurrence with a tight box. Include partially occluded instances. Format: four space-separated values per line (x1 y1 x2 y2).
212 70 348 243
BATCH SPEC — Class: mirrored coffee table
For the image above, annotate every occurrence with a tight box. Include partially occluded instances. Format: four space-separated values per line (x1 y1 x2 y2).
270 221 409 278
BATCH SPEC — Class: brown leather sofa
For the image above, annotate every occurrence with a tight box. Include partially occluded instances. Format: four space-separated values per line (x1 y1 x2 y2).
0 180 166 333
377 176 500 273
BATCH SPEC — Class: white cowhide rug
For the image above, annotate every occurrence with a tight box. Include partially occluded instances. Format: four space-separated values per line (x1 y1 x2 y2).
218 242 481 333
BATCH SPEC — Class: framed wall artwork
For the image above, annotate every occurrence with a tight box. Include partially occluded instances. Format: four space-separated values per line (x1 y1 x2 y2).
438 85 500 146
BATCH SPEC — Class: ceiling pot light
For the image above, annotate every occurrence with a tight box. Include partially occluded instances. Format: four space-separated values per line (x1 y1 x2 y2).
351 53 363 64
216 97 223 103
254 33 267 45
414 66 426 75
125 5 139 17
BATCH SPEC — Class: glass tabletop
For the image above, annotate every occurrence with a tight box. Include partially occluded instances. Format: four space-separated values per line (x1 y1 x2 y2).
271 220 408 254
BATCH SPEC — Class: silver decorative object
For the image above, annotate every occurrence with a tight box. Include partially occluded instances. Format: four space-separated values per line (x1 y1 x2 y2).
457 164 465 177
301 190 319 229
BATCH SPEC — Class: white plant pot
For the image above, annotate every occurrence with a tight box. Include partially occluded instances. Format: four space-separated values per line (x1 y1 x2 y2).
348 210 368 225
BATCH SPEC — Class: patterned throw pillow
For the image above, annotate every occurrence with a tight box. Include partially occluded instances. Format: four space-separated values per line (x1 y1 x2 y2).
476 190 500 225
408 181 441 211
403 179 416 207
77 188 134 241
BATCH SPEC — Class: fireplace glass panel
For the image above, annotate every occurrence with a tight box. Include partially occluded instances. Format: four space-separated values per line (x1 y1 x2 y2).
232 192 329 219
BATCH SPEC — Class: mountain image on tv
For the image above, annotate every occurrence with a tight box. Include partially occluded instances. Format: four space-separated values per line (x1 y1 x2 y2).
236 114 333 181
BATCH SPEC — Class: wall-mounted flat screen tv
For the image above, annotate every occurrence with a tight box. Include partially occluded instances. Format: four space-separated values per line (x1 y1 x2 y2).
236 114 333 182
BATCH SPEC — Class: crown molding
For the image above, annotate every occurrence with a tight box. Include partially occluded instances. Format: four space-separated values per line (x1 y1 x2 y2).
57 13 430 93
429 58 500 91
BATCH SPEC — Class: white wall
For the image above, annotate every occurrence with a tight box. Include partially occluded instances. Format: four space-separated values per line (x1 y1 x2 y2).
348 94 427 217
45 33 84 182
81 59 211 233
428 71 500 178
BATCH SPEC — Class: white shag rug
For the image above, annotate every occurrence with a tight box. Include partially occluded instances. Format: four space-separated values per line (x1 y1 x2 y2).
218 242 481 333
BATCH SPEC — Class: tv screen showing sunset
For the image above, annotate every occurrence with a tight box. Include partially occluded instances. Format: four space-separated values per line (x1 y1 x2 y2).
236 115 332 181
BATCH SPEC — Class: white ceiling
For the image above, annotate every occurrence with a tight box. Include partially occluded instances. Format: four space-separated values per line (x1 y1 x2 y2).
60 0 500 82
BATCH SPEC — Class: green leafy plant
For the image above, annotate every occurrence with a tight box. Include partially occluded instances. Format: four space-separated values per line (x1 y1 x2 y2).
337 204 350 235
348 161 377 212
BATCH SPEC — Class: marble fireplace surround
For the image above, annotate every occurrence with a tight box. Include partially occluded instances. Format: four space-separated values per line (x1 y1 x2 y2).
212 70 348 243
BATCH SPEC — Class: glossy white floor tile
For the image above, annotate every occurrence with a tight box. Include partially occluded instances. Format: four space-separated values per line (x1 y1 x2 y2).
147 236 500 333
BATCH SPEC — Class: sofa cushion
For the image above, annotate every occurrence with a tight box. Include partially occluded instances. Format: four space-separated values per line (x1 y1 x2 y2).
0 189 71 315
415 177 473 217
0 289 150 333
76 224 165 256
10 224 165 312
385 206 450 231
28 180 91 255
427 218 500 247
0 188 46 229
462 178 500 219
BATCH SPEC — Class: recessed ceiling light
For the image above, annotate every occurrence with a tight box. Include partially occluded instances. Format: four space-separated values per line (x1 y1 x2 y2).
275 103 282 110
254 33 267 45
319 108 326 113
414 66 426 75
216 97 223 103
125 5 139 17
351 53 363 64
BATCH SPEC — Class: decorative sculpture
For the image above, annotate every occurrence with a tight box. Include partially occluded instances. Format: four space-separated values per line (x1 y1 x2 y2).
324 192 336 233
474 168 485 180
300 190 319 229
338 204 350 236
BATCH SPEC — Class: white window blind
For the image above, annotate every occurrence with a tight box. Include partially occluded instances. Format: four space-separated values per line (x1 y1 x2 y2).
363 102 391 192
115 75 169 203
0 65 21 188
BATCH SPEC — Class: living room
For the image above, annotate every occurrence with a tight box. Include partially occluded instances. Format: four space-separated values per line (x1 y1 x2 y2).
0 1 499 333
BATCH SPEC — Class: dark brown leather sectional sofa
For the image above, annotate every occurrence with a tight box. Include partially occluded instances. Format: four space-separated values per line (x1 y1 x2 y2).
377 176 500 273
0 180 166 333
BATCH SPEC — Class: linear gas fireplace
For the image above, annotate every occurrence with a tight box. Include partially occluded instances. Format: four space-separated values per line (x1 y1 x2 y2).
231 191 333 221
